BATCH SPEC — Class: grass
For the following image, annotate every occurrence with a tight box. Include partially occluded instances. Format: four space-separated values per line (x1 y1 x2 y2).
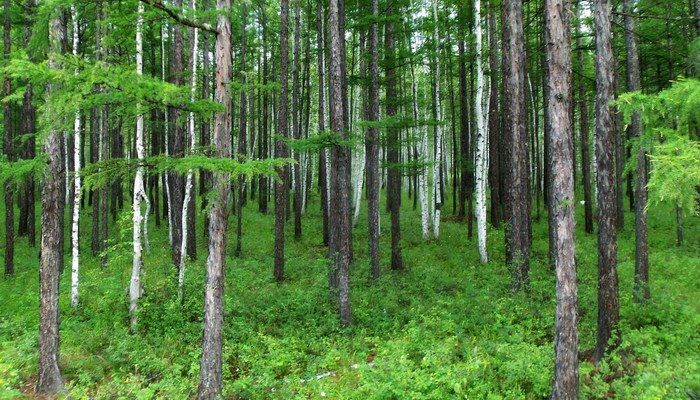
1 188 699 399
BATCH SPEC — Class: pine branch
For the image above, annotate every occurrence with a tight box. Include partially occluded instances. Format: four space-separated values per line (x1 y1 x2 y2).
140 0 218 34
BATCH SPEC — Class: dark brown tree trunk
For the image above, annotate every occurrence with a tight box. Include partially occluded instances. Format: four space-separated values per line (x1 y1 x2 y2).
201 0 211 235
275 0 290 283
18 0 36 245
385 5 403 272
594 0 620 363
236 4 247 257
458 34 469 220
624 0 649 302
545 0 579 396
4 0 14 277
37 12 66 396
502 0 531 291
170 0 185 267
197 2 231 399
366 0 380 281
316 0 329 246
488 7 502 228
259 3 269 215
613 47 625 231
329 0 352 325
292 0 303 240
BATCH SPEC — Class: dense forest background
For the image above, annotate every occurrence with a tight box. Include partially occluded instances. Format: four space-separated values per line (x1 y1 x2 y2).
0 0 698 398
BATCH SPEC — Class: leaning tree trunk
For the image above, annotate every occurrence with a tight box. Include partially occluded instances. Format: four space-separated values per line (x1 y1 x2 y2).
474 0 489 263
70 4 81 308
197 1 231 397
545 0 579 396
594 0 620 363
623 0 649 302
37 10 66 396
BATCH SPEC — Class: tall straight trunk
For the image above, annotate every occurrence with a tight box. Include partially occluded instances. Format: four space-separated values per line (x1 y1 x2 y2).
275 0 290 282
488 7 502 229
170 0 186 268
431 0 444 240
366 0 380 281
130 2 148 328
576 5 593 234
162 23 173 245
624 0 649 302
197 2 231 398
502 0 531 291
292 0 303 240
70 4 81 307
3 0 13 276
18 0 36 245
385 4 403 271
316 0 329 246
474 0 489 262
236 4 247 256
200 0 211 233
37 11 66 396
545 0 579 396
458 34 469 220
329 0 352 325
259 2 270 215
179 0 200 296
594 0 620 363
613 49 625 231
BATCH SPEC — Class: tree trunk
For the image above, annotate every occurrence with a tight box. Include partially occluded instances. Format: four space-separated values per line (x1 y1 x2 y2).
474 0 489 262
488 7 502 229
197 2 231 397
502 0 531 291
458 34 469 220
623 0 649 302
576 4 593 235
385 4 403 271
316 0 329 246
292 0 303 240
37 11 66 396
431 0 444 240
594 0 620 363
236 4 247 256
366 0 380 281
275 0 290 283
170 0 186 268
3 0 13 277
70 4 81 308
545 0 579 396
259 2 269 215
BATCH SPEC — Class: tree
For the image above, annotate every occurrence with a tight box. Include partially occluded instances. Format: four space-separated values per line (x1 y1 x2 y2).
474 0 489 263
292 0 303 240
431 0 444 240
366 0 380 281
329 0 352 326
170 0 186 268
385 2 403 271
275 0 290 283
545 0 579 396
70 3 81 308
624 0 649 302
197 0 231 397
502 0 531 291
576 4 593 234
487 6 502 229
235 3 247 256
3 0 13 277
37 7 66 396
316 0 329 246
594 0 620 363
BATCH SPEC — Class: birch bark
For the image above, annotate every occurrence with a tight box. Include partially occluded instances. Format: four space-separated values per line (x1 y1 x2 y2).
474 0 489 262
70 4 81 308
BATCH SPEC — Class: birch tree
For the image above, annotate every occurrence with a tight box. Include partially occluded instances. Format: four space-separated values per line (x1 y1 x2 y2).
474 0 489 263
130 1 149 330
431 0 443 240
179 0 200 298
70 4 81 308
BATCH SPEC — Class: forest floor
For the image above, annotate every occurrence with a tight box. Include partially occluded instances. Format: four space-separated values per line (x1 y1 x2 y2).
1 192 699 399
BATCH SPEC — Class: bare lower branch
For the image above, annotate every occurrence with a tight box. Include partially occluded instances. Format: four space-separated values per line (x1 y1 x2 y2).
140 0 218 33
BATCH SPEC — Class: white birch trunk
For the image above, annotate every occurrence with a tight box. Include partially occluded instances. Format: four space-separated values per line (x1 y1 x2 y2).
352 88 365 227
419 78 431 241
130 2 146 329
474 0 489 262
70 4 81 309
432 0 443 240
178 2 199 299
162 24 173 247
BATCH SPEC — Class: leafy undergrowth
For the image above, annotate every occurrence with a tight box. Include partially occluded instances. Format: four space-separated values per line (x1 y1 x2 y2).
1 196 698 399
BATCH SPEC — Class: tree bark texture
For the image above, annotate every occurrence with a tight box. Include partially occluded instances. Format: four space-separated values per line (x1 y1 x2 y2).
502 0 531 291
366 0 380 281
169 0 185 268
275 0 290 283
545 0 579 397
594 0 620 363
3 0 13 277
488 7 502 229
197 1 231 397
